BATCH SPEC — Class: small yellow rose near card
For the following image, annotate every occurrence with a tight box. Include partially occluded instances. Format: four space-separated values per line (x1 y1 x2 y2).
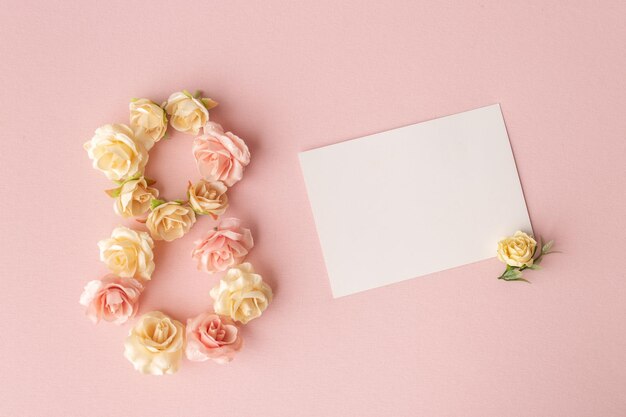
496 231 557 283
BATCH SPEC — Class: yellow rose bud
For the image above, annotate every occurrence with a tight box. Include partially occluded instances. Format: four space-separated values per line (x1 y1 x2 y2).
123 311 184 375
129 98 167 150
84 124 148 181
187 180 228 218
109 177 159 218
210 263 272 324
146 201 196 242
497 231 537 267
98 226 155 280
164 91 210 134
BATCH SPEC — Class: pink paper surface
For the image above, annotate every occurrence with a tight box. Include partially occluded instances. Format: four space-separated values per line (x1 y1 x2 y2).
0 1 625 416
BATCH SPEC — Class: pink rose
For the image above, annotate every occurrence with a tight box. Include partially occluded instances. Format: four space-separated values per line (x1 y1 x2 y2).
79 275 143 324
185 312 242 364
191 218 254 273
192 122 250 187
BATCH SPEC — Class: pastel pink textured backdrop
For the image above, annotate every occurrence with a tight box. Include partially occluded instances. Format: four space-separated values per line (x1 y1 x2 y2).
1 1 625 416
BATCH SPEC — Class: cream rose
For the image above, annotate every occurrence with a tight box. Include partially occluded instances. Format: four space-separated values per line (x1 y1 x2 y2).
98 226 155 280
146 201 196 241
187 180 228 217
497 231 537 267
129 98 167 150
108 177 159 218
84 124 148 181
164 91 213 134
124 311 185 375
210 263 272 324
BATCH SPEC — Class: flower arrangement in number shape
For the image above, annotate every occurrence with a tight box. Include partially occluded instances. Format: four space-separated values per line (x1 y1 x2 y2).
80 90 273 375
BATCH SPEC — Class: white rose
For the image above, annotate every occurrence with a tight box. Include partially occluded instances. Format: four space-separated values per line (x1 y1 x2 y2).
107 177 159 218
129 98 167 150
84 124 148 181
164 91 214 134
98 226 155 280
187 180 228 217
210 263 273 324
124 311 185 375
146 201 196 241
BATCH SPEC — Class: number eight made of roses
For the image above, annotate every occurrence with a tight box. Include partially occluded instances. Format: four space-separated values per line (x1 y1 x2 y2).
80 90 272 375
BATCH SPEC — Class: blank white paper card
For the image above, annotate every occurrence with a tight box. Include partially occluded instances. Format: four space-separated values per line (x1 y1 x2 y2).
299 104 532 297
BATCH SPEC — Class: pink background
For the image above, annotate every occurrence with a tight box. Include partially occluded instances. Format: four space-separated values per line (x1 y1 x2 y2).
1 1 625 416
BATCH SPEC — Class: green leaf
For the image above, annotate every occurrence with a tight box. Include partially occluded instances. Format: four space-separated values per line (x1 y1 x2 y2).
104 187 121 198
112 174 141 188
542 240 555 254
505 277 531 283
500 268 522 280
507 269 522 279
120 173 141 183
150 199 166 210
182 89 193 98
201 97 219 110
526 264 542 270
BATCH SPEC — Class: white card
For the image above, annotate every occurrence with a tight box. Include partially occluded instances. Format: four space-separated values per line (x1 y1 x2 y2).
299 104 532 297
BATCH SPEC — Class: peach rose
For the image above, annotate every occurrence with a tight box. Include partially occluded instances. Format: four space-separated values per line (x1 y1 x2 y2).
146 201 196 242
129 98 167 150
192 218 253 273
123 311 185 375
164 91 213 134
84 124 148 181
98 226 155 280
107 177 159 218
187 180 229 218
79 275 143 324
185 312 242 364
210 263 272 324
192 122 250 187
